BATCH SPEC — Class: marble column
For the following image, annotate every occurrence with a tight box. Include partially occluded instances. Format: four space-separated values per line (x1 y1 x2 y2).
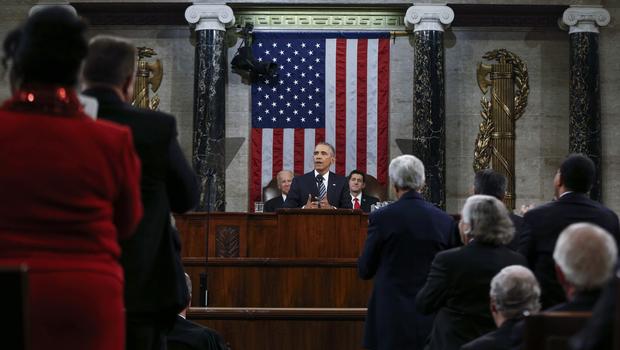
185 4 234 211
562 6 609 202
405 4 454 209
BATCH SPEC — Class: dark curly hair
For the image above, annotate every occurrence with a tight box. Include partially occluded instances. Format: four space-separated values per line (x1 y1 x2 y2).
2 6 88 87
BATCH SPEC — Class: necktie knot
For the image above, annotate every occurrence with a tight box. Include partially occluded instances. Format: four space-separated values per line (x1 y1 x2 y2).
353 197 361 209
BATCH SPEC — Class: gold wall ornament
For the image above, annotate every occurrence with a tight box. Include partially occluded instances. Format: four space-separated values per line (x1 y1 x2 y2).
473 49 529 209
132 47 163 110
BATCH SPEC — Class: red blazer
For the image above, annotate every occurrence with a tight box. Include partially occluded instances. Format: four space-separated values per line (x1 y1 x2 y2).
0 107 142 279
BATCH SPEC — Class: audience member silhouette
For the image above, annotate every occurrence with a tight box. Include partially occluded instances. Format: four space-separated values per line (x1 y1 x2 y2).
168 274 229 350
462 265 541 350
518 154 620 309
417 195 526 350
0 7 142 350
548 223 617 312
473 169 523 250
83 35 199 350
358 155 458 350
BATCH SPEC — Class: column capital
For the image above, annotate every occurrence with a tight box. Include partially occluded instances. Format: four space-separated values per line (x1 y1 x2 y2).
185 4 235 31
29 3 76 17
405 4 454 32
562 6 610 34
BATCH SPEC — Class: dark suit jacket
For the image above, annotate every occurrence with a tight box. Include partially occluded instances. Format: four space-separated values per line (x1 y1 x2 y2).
508 290 601 350
283 171 351 209
84 87 199 321
416 241 527 350
461 318 522 350
547 289 601 312
352 193 380 213
264 196 284 213
569 273 617 350
506 213 524 251
167 315 227 350
518 192 620 309
358 190 458 350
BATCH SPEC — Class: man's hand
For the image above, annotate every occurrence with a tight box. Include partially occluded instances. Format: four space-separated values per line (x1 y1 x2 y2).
319 196 334 209
304 194 320 209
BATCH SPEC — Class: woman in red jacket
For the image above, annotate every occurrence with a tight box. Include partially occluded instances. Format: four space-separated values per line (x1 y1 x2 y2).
0 7 143 350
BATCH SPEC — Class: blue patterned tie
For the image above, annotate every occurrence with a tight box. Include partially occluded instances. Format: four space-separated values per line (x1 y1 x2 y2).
316 175 326 200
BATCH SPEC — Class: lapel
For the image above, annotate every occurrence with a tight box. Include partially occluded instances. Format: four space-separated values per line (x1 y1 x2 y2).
307 171 320 198
327 171 338 203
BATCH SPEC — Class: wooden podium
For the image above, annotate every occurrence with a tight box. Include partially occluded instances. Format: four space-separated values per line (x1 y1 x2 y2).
175 209 372 350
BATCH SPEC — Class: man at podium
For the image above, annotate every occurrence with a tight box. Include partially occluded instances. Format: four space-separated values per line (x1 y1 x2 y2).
283 142 351 209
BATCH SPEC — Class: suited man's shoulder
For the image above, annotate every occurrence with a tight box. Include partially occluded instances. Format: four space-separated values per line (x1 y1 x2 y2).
461 333 497 350
169 316 226 348
363 194 379 204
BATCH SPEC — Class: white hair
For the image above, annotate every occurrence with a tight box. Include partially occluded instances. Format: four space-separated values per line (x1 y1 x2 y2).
490 265 541 319
461 195 514 245
553 223 618 291
388 155 425 191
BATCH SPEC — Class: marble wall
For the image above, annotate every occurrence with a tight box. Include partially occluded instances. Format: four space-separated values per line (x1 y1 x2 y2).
1 2 618 214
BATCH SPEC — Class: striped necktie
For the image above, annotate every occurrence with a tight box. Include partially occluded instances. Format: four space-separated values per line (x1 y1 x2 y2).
316 175 326 200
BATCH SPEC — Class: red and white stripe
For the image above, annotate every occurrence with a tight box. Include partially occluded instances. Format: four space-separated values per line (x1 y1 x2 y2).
249 37 390 209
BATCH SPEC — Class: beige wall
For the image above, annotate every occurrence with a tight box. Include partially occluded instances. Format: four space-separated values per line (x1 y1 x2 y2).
1 2 618 214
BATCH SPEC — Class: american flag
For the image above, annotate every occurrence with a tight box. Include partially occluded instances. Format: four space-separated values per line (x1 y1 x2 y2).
249 32 390 208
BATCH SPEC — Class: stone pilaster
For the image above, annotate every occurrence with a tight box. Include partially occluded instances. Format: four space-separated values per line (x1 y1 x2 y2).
185 4 234 211
562 6 609 202
405 4 454 209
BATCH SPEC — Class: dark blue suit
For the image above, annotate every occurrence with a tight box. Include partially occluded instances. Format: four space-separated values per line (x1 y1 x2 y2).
264 196 285 212
518 192 620 309
416 241 526 350
358 190 458 350
283 171 351 209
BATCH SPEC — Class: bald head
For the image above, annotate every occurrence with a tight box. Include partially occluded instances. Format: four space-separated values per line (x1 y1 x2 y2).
553 223 617 291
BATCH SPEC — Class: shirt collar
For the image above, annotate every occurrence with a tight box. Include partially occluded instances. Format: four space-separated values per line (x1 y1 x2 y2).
314 170 329 184
282 194 287 201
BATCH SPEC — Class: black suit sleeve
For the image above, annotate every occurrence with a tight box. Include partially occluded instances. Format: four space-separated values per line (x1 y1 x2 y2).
358 213 383 279
166 122 199 213
518 213 536 268
338 180 352 209
283 177 304 208
415 252 451 315
264 198 280 213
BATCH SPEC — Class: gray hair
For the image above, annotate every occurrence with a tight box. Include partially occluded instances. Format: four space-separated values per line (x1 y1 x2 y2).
388 155 425 191
461 195 514 245
553 223 618 291
276 170 293 183
490 265 541 319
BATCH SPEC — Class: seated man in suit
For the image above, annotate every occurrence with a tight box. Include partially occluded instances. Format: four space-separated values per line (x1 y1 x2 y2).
473 169 523 250
168 274 228 350
550 222 617 311
518 154 620 309
507 223 617 350
462 265 541 350
348 170 379 213
264 170 293 212
283 142 351 209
